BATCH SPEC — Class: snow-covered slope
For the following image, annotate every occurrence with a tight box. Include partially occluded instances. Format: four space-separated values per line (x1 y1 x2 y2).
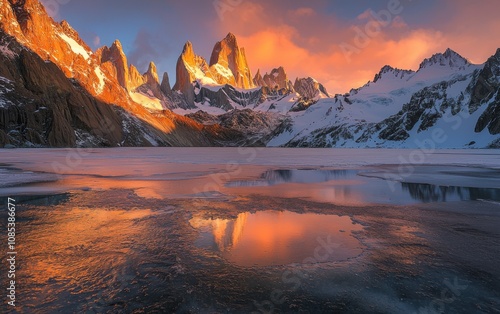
344 49 480 123
267 49 500 148
165 48 499 149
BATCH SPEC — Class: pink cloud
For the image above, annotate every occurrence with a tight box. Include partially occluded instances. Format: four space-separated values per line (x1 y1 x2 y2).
209 0 500 93
292 7 316 17
92 36 101 47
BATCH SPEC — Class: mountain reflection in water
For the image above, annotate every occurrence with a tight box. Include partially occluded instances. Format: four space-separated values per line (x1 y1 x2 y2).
190 211 364 267
226 169 500 205
402 182 500 203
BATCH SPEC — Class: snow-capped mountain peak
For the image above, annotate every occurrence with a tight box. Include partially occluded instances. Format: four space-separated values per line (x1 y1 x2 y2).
209 32 254 89
294 77 330 99
418 48 470 70
1 0 499 149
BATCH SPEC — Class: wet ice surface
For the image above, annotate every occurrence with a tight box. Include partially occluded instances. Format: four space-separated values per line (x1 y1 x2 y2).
0 148 500 313
2 148 500 205
0 165 58 189
190 211 364 267
227 168 500 205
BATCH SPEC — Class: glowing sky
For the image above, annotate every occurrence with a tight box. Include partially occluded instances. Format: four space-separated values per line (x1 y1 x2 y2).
42 0 500 94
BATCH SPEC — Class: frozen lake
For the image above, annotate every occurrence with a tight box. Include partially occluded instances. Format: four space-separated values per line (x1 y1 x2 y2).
1 148 500 313
1 148 500 202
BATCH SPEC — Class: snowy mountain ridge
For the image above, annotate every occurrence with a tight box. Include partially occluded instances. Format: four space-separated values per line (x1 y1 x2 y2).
0 0 498 148
267 49 500 148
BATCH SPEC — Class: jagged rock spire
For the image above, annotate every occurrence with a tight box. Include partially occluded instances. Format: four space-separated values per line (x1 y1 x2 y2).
209 32 254 89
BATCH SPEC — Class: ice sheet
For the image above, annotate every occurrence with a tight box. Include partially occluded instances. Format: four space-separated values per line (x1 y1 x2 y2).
1 148 499 200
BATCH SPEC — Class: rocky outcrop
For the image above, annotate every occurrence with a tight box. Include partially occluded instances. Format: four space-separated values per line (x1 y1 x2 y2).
253 69 266 87
185 110 220 125
160 72 172 95
171 34 304 111
254 67 294 92
264 67 293 91
0 0 25 40
173 41 214 104
187 109 285 146
194 83 262 111
2 0 101 92
138 61 163 99
209 33 254 89
294 77 330 99
373 65 415 83
0 34 122 147
144 61 159 85
473 49 500 134
128 65 145 90
418 48 470 70
173 33 255 105
98 40 130 90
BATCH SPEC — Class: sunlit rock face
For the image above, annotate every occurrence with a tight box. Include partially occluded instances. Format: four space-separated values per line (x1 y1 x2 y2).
0 0 249 148
172 41 214 104
293 77 330 100
254 66 294 92
209 32 255 89
98 39 131 90
190 210 364 267
173 33 255 104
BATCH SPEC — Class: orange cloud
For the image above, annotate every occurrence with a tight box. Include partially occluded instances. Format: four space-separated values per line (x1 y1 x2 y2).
433 0 500 65
237 28 444 94
214 0 500 94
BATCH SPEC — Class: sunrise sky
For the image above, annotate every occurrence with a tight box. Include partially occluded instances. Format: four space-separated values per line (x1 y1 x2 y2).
41 0 500 94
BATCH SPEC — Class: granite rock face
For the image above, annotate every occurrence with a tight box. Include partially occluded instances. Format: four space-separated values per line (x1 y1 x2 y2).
173 41 213 105
0 34 122 147
254 67 294 93
209 32 254 89
293 77 330 99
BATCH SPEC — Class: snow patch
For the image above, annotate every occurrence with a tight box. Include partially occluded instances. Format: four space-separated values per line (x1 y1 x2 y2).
58 33 90 60
130 91 165 111
0 76 14 108
143 133 159 147
184 62 217 85
212 63 234 80
0 43 17 59
94 67 105 94
174 102 227 116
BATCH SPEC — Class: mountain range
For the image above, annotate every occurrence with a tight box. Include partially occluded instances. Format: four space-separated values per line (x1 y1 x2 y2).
0 0 498 148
